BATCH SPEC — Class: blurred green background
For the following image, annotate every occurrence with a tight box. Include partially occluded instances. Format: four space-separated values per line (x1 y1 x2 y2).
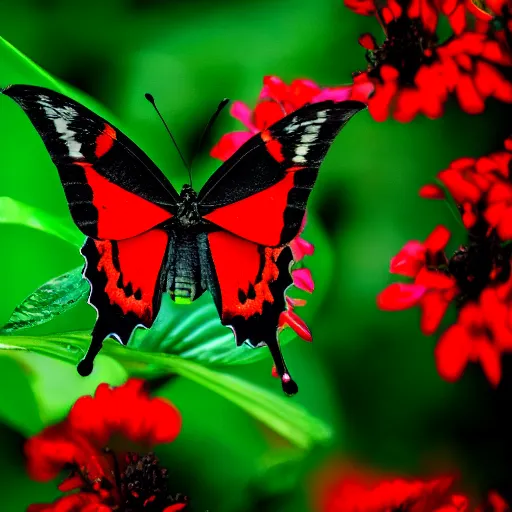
1 0 512 510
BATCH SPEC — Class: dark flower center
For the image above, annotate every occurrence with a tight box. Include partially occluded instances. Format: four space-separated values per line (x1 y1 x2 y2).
68 450 186 511
448 234 512 306
120 452 185 512
367 16 437 84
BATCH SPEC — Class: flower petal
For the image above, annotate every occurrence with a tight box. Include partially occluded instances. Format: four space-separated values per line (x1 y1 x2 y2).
435 325 471 382
260 75 288 102
377 283 426 311
230 101 257 132
390 240 425 277
164 504 188 512
419 290 452 335
419 184 445 199
210 131 253 161
280 309 313 342
475 341 502 387
424 225 450 253
290 236 315 261
312 85 353 103
292 268 315 293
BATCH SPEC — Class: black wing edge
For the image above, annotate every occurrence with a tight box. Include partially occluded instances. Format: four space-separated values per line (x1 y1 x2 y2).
1 84 181 205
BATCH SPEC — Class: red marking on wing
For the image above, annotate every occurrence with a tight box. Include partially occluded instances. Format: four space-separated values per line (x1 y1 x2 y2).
76 162 172 240
94 229 168 322
209 231 283 320
95 123 116 158
204 172 295 246
286 166 305 173
261 129 285 163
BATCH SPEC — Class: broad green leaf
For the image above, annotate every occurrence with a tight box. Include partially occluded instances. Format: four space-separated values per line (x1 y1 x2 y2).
0 333 332 449
130 294 296 366
1 267 89 333
0 197 83 247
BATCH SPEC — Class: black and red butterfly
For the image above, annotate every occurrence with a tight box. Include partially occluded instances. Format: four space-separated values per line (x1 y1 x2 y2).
2 84 364 394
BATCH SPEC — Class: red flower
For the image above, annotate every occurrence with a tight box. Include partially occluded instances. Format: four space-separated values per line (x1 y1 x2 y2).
320 471 468 512
317 464 509 512
345 0 466 34
211 76 345 343
347 0 512 121
429 136 512 237
379 226 512 384
378 225 459 334
379 136 512 385
25 379 187 512
434 284 512 386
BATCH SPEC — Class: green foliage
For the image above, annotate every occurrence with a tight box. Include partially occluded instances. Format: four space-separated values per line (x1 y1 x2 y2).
0 352 127 436
0 332 332 449
130 294 297 365
0 267 88 333
0 197 83 248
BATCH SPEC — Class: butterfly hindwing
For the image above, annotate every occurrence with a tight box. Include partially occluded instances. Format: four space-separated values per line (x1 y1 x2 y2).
78 228 170 375
198 100 365 246
206 230 297 394
2 85 178 240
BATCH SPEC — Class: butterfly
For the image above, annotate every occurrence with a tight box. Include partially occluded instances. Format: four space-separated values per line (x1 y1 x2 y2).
2 84 364 395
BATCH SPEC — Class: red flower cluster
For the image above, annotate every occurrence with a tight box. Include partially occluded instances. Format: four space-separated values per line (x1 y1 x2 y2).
379 137 512 385
211 76 352 344
25 380 187 512
318 466 508 512
469 0 512 50
423 136 512 239
345 0 512 121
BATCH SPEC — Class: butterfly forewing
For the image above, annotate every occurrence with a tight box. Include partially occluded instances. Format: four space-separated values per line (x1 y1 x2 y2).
198 100 365 246
2 84 179 240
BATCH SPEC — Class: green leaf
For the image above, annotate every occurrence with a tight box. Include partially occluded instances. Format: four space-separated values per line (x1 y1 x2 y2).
4 269 294 366
0 351 128 436
0 267 89 334
0 355 43 434
130 294 296 366
0 196 84 247
0 333 332 449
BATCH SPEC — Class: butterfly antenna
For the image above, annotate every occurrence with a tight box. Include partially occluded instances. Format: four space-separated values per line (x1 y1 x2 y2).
188 98 230 179
145 93 190 179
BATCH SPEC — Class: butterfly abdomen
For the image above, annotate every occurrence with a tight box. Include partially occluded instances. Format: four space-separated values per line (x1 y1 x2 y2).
166 231 208 304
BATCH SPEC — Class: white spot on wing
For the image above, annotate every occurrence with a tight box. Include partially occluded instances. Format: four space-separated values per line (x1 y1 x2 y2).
300 133 317 143
285 123 299 133
293 155 307 163
37 95 83 158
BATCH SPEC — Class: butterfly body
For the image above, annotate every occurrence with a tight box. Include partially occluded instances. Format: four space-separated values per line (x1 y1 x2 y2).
2 84 364 394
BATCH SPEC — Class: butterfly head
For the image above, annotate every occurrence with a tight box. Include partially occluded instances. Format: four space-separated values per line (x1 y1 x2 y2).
177 184 201 228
